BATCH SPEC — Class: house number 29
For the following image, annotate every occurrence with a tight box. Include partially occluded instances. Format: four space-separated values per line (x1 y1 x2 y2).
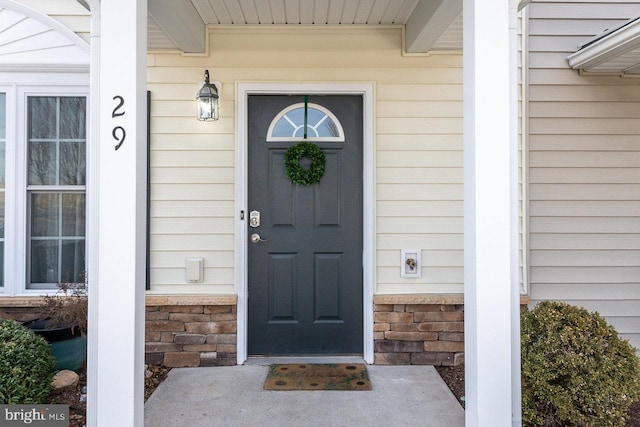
112 95 126 151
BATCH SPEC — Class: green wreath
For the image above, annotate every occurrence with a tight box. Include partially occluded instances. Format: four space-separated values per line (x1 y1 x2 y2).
284 141 326 186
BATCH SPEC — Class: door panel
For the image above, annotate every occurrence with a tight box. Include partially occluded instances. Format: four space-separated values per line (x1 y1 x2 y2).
248 95 363 356
314 253 342 321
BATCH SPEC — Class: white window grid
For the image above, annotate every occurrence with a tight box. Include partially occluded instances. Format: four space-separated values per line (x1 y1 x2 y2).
266 102 345 142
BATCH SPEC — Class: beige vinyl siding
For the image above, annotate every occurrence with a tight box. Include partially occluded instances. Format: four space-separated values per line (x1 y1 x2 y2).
147 26 464 295
148 85 236 294
527 2 640 348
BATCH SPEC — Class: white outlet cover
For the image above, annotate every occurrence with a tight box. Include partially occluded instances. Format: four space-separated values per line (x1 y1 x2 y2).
401 249 421 278
185 257 204 282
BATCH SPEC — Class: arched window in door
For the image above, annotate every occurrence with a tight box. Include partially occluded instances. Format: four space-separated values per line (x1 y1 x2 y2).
266 103 345 142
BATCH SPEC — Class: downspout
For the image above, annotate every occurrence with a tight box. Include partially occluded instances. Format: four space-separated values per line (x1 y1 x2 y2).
510 1 529 426
84 1 100 426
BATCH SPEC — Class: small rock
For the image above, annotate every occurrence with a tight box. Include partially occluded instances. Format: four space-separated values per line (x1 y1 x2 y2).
79 394 87 402
145 369 153 379
52 370 79 389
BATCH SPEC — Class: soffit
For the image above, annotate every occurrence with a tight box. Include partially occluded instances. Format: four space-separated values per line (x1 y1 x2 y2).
147 0 463 53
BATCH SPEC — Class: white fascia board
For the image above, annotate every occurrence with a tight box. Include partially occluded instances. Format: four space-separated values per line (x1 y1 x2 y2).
567 18 640 71
0 64 90 73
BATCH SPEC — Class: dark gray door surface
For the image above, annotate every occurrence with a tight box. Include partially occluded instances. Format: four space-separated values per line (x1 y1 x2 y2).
248 95 363 355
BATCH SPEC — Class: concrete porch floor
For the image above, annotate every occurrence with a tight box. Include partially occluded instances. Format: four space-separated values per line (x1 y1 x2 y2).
144 363 465 427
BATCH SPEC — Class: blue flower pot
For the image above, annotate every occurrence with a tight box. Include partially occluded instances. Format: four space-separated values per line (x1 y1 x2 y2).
23 319 87 371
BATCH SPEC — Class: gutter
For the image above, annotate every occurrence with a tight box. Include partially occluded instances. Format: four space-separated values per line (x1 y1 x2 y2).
567 17 640 71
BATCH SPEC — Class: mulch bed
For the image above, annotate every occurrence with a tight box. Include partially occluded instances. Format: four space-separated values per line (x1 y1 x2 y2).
435 364 465 408
435 363 640 426
630 403 640 427
47 364 171 427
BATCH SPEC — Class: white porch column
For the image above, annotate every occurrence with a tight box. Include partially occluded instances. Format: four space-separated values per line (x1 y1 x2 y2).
463 0 515 426
88 0 147 425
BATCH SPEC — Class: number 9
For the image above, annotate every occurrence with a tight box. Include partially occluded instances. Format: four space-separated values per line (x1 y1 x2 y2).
113 126 126 151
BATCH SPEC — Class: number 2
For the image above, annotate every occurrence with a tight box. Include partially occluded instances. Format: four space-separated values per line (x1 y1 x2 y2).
112 96 125 118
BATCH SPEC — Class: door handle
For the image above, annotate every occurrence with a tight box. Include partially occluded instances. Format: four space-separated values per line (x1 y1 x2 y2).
250 233 267 244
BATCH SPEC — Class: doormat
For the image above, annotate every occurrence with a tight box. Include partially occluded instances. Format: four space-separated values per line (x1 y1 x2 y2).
264 364 372 391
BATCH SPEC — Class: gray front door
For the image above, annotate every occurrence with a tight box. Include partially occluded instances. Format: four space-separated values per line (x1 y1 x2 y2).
247 95 363 356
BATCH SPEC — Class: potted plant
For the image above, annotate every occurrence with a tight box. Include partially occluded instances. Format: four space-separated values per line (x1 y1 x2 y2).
24 273 88 371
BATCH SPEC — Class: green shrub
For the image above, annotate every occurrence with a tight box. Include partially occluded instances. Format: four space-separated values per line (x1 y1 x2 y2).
0 318 55 404
521 301 640 427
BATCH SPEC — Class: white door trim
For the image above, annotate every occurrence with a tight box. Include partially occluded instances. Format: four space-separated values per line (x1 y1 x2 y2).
236 82 375 364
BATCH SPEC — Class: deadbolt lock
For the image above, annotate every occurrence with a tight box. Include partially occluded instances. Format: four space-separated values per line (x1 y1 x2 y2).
249 210 260 228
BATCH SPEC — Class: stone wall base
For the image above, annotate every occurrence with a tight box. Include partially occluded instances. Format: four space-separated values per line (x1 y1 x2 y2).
0 295 239 368
1 294 531 368
373 298 464 366
145 296 237 367
0 305 46 322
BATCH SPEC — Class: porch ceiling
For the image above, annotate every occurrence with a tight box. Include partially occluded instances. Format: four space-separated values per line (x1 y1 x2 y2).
147 0 463 53
568 17 640 76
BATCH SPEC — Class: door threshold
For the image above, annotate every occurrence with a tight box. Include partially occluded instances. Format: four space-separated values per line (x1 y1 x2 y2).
245 356 366 366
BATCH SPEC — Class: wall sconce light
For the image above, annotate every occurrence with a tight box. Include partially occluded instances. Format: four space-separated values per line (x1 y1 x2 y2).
196 69 219 121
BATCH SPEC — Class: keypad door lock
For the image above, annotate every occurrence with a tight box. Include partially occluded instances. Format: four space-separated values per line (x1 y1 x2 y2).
249 210 260 228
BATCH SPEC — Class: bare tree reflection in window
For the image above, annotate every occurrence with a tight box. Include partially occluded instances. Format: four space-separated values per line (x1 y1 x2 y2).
28 142 56 185
60 142 86 185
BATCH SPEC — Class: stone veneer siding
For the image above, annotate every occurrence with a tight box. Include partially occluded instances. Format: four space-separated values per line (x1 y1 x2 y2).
0 295 238 368
0 299 46 322
372 294 531 366
373 295 465 366
1 294 531 368
145 296 237 367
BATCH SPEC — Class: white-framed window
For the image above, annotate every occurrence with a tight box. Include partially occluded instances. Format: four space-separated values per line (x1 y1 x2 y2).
0 92 6 289
0 1 90 295
26 96 86 289
0 81 89 294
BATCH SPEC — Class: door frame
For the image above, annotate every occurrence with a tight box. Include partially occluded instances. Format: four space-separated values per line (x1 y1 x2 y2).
236 83 375 364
